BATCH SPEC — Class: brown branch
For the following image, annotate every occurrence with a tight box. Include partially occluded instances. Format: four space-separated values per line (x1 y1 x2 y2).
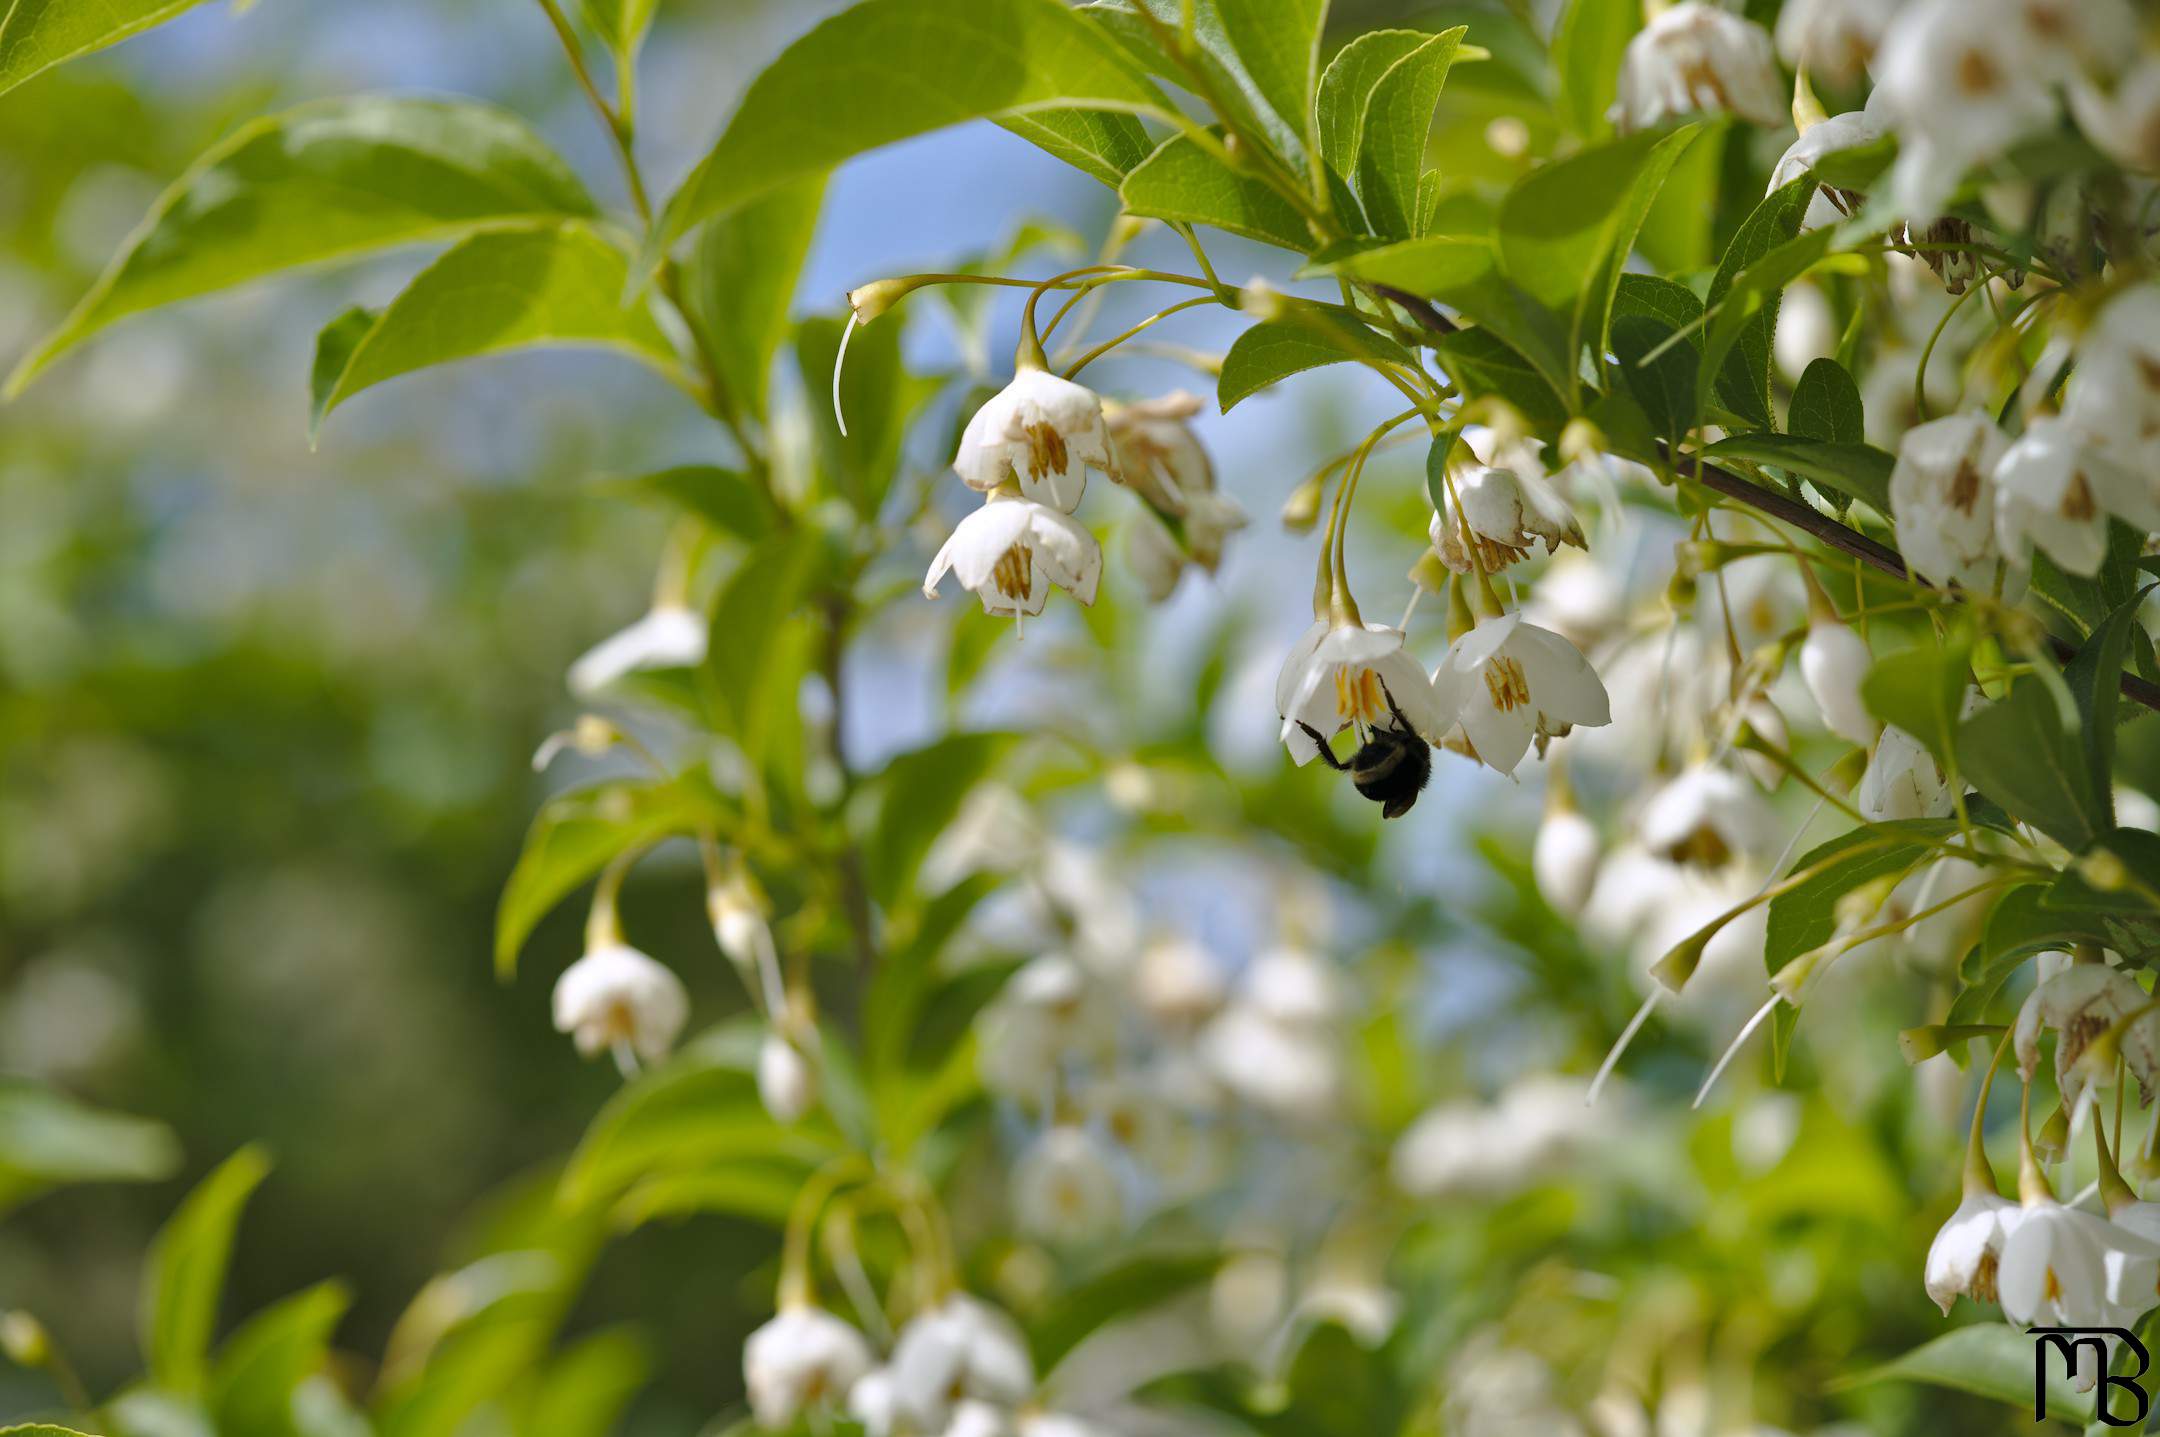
1378 287 2160 717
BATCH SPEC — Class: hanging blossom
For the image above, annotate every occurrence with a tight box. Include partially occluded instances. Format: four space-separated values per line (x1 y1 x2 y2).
1428 463 1584 576
1106 392 1248 601
567 602 708 695
1636 761 1778 869
925 491 1102 624
1994 415 2159 578
1798 583 1877 748
743 1304 876 1430
953 366 1117 513
1857 724 1954 822
2072 56 2160 173
1274 613 1450 765
1768 102 1889 232
885 1294 1036 1436
1429 614 1611 777
2015 962 2160 1110
551 942 688 1066
1774 0 1904 88
2060 286 2160 482
1887 411 2022 596
1012 1125 1122 1245
1611 2 1786 132
1201 947 1344 1123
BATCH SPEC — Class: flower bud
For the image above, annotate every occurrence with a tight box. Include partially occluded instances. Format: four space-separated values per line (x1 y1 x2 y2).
2034 1105 2071 1163
2078 847 2131 893
1406 549 1451 595
1238 278 1286 322
1799 611 1877 747
1280 473 1325 531
846 276 921 324
758 1029 819 1125
1533 807 1601 918
0 1312 49 1369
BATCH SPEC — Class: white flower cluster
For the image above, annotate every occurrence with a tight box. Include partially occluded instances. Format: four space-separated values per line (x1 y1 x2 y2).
926 371 1246 623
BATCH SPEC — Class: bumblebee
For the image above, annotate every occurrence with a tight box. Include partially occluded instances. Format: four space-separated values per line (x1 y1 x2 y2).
1297 680 1432 819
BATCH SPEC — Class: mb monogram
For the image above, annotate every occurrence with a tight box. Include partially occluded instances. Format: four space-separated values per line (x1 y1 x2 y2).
2033 1328 2153 1426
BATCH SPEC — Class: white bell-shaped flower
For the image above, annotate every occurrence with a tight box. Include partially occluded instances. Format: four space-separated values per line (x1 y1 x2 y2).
1769 108 1888 231
942 1401 1019 1437
890 1295 1035 1434
1430 464 1584 575
744 1304 876 1429
757 1028 819 1124
1019 1412 1111 1437
1611 2 1785 132
925 493 1102 622
850 1368 899 1437
1012 1125 1122 1244
1857 724 1954 822
1774 0 1901 87
1637 762 1778 868
1533 805 1601 918
1995 416 2160 577
1274 615 1450 766
1999 1198 2160 1389
551 943 688 1064
1799 610 1877 747
707 864 780 1006
1102 390 1211 514
953 367 1115 512
2014 962 2160 1109
1132 937 1227 1030
2061 286 2160 480
976 954 1115 1107
2073 60 2160 174
1430 614 1611 776
1888 411 2020 595
1924 1189 2022 1314
1199 1004 1340 1122
567 603 708 695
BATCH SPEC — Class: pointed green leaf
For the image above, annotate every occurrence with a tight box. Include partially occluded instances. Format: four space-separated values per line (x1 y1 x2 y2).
1120 130 1311 250
10 96 597 394
1786 356 1864 444
0 0 213 99
316 223 681 424
1316 30 1428 187
657 0 1166 250
995 106 1157 187
1213 0 1328 156
1218 308 1414 411
0 1082 179 1216
143 1146 273 1395
1765 822 1951 976
683 174 826 423
1956 674 2105 852
1351 28 1463 240
307 306 377 439
2065 586 2153 824
577 0 659 59
210 1281 351 1437
1701 433 1894 514
1549 0 1637 140
1700 172 1815 428
1861 640 1970 769
1847 1324 2093 1426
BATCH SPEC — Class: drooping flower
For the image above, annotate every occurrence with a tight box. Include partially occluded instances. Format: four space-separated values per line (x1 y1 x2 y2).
743 1304 876 1429
953 367 1116 512
1994 415 2158 577
2073 59 2160 174
1774 0 1903 87
1611 2 1785 132
1888 411 2020 594
1274 616 1450 766
1522 550 1628 653
1768 107 1889 231
1101 390 1209 514
1925 1189 2022 1314
1429 614 1611 777
2060 286 2160 481
976 954 1115 1107
1637 762 1778 868
1533 804 1601 918
925 493 1102 622
1131 937 1227 1030
1798 597 1877 747
1428 464 1585 575
567 603 708 695
1200 948 1342 1123
2014 962 2160 1108
551 943 688 1064
1999 1198 2160 1389
757 1028 819 1124
1012 1125 1122 1244
707 861 781 1006
1857 724 1954 822
889 1295 1035 1434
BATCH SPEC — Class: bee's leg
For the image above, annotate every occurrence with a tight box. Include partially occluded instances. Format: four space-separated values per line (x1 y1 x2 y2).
1375 677 1418 738
1297 721 1352 771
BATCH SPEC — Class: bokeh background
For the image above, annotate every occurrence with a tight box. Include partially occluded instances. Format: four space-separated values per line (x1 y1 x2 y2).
0 1 2086 1432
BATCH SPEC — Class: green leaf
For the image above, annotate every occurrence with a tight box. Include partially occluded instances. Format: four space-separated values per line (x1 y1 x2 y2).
0 0 213 100
1700 173 1815 429
604 465 774 542
1698 222 1836 429
10 96 597 394
210 1281 350 1437
1786 356 1864 444
1213 0 1328 158
1086 0 1301 163
682 175 826 424
706 534 821 748
1317 31 1430 191
994 106 1158 187
494 777 731 978
657 0 1166 250
1120 131 1311 250
306 306 376 438
2064 586 2151 827
0 1082 180 1217
1497 124 1701 394
1701 432 1894 515
1032 1252 1222 1375
143 1146 273 1395
1764 822 1950 975
1430 327 1566 429
866 732 1016 906
1349 28 1463 240
1549 0 1637 141
1611 314 1695 442
1956 674 2105 852
522 1328 652 1437
1848 1323 2093 1426
314 222 681 427
1861 641 1970 770
1218 308 1414 411
0 1426 103 1437
577 0 659 59
1306 233 1493 294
